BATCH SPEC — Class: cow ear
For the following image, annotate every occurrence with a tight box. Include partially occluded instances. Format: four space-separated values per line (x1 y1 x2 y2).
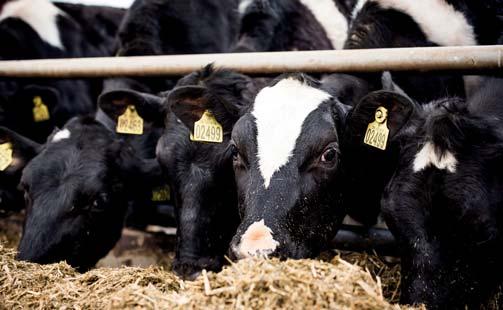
18 85 60 114
0 126 41 173
344 90 416 148
167 86 210 133
98 89 166 127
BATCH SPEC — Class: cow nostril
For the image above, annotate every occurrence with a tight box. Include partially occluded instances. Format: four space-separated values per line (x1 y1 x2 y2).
235 219 279 259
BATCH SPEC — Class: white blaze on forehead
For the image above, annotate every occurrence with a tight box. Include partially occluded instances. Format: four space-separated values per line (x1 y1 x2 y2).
299 0 348 50
252 78 331 188
413 141 458 173
0 0 65 49
351 0 368 19
238 0 254 14
371 0 476 46
52 128 71 142
237 219 279 258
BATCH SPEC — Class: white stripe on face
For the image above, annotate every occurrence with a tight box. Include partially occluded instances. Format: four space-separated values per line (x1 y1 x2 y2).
252 77 331 188
413 141 458 173
0 0 64 49
238 0 254 15
372 0 476 46
299 0 349 50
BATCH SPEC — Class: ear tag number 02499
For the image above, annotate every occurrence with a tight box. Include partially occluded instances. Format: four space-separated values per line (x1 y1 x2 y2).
116 105 144 135
0 142 13 171
33 96 50 122
364 106 389 150
190 110 223 143
151 185 171 202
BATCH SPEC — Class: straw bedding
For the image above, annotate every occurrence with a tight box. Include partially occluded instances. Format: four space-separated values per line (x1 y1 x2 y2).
0 241 421 310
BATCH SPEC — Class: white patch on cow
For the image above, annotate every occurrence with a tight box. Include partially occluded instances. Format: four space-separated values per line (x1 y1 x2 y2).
298 0 348 49
371 0 476 46
52 128 71 142
0 0 65 49
236 219 279 259
252 78 331 188
413 141 457 173
238 0 254 15
351 0 368 19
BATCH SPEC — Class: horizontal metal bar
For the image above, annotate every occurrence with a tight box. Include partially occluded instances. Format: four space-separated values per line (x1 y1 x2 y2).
0 45 502 78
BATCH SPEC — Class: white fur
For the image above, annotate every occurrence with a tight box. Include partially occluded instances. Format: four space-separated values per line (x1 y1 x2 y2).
299 0 348 50
0 0 65 49
238 0 254 15
413 141 458 173
52 128 71 142
351 0 368 20
371 0 476 46
252 78 331 188
236 219 279 259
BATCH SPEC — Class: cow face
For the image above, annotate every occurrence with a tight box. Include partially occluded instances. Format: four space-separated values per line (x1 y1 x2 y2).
0 126 40 215
229 74 348 260
16 117 151 271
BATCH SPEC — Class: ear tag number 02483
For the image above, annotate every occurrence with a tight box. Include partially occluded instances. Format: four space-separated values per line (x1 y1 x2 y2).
364 106 389 150
33 96 50 122
116 105 144 135
0 142 13 171
190 110 223 143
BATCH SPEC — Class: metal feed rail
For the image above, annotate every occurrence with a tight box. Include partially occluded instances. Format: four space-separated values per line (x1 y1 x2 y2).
0 45 502 78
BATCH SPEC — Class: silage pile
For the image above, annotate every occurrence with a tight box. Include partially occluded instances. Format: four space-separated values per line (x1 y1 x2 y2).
0 244 421 310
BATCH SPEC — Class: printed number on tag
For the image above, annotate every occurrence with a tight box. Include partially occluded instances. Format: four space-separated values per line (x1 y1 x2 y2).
363 106 390 151
190 110 223 143
116 105 144 135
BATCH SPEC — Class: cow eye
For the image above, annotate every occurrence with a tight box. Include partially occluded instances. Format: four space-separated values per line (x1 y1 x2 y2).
320 146 338 164
230 143 240 161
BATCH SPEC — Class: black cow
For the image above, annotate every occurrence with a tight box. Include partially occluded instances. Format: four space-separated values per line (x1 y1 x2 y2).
228 73 349 260
15 116 156 271
104 0 240 94
104 65 256 279
235 0 351 52
344 77 503 309
0 0 124 142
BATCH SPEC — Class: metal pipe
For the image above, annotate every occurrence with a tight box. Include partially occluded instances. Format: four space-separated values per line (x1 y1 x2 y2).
0 45 502 78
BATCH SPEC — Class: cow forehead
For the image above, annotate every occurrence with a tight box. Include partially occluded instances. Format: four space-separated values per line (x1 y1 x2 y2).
252 78 331 188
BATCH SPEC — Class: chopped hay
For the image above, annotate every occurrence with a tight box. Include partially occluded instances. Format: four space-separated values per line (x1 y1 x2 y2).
0 243 422 310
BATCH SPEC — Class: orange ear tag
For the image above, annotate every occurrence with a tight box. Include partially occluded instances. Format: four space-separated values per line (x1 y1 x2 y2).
116 105 144 135
0 142 13 171
363 106 389 150
189 110 223 143
32 96 50 122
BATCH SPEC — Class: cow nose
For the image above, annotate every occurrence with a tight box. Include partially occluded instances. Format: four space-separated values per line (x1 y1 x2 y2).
232 219 279 259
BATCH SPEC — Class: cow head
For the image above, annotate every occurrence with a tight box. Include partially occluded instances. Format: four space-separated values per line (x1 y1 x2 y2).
16 117 154 271
229 74 349 259
0 126 40 215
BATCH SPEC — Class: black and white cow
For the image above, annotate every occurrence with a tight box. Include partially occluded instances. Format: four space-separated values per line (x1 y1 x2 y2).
235 0 351 52
346 0 503 102
15 116 157 271
343 77 503 308
0 0 124 142
103 65 256 279
228 73 350 259
104 0 240 94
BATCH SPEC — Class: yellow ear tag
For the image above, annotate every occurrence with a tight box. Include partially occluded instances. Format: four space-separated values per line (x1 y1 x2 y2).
0 142 13 171
364 106 390 150
151 185 171 202
116 105 144 135
189 110 223 143
32 96 50 122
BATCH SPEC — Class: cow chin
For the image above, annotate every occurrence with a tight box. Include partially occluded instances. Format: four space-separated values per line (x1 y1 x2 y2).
172 255 224 281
